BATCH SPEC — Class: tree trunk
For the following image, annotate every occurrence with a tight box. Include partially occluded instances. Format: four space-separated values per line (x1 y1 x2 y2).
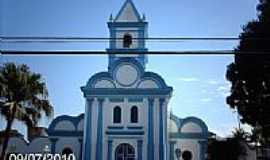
0 103 16 160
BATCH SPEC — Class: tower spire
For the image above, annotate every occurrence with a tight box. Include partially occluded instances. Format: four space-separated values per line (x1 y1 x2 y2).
114 0 142 22
107 0 148 68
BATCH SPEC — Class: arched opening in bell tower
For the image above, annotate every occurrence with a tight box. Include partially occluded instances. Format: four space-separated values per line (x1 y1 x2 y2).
123 33 132 48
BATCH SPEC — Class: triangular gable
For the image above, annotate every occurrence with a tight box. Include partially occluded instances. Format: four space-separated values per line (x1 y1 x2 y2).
115 0 141 22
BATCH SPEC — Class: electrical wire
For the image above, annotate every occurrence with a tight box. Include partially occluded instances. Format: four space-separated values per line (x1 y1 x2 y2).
1 36 270 54
1 36 269 43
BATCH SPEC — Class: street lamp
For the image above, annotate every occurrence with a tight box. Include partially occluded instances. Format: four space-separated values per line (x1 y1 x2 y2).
43 145 50 153
175 148 181 160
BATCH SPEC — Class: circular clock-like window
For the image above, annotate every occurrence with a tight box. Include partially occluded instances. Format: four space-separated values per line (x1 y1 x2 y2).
115 64 138 86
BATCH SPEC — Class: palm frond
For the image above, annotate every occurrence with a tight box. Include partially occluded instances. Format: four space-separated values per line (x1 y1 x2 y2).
0 62 54 126
29 96 53 117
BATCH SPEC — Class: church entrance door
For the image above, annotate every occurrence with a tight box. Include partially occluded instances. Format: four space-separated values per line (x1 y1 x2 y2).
115 143 136 160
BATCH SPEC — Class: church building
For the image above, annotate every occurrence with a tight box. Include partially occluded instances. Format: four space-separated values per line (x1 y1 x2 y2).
1 0 208 160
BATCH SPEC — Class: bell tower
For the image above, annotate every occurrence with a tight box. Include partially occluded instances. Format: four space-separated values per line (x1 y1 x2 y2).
107 0 148 68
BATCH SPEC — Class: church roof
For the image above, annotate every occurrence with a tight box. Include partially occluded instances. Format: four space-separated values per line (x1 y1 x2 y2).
114 0 142 22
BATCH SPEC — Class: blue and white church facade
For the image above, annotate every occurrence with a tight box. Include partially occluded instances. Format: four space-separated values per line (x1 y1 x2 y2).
1 1 208 160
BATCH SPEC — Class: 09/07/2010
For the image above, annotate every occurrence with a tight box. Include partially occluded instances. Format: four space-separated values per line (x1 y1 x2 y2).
7 153 76 160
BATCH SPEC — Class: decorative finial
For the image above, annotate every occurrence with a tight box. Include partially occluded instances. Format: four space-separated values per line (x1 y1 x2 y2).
142 14 146 21
109 14 113 22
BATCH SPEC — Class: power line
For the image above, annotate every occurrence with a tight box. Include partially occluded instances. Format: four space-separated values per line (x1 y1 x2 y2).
1 36 270 54
1 50 270 55
0 36 241 40
1 36 270 43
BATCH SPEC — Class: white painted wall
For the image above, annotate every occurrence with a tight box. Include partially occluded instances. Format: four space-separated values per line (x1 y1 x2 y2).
77 119 84 131
103 97 145 128
6 137 28 154
169 119 178 133
94 80 115 88
181 122 203 133
115 54 140 57
27 138 51 153
55 137 81 159
115 3 140 22
138 79 159 88
172 139 202 160
54 121 76 131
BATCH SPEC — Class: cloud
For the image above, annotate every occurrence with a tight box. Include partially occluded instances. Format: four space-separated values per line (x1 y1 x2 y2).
241 124 252 133
208 79 219 85
217 86 228 91
213 123 253 137
178 77 199 82
201 89 208 93
216 83 231 97
200 98 212 102
210 123 236 137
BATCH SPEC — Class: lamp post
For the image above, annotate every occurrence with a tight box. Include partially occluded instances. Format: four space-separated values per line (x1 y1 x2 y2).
175 148 181 160
43 145 50 153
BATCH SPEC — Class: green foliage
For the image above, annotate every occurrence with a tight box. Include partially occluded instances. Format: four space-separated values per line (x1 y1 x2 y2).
208 138 246 160
226 0 270 143
0 62 53 160
232 128 251 141
237 0 270 52
0 63 53 125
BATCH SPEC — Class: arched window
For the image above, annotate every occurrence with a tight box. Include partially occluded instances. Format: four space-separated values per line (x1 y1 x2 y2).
113 106 121 123
182 150 193 160
130 106 138 123
115 143 135 160
123 34 132 48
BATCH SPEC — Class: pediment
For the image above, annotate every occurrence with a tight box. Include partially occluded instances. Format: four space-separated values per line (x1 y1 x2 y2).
83 58 170 90
115 0 141 22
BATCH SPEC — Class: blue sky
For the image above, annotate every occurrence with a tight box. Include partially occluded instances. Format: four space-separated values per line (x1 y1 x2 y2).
1 0 258 51
0 0 259 137
1 55 238 137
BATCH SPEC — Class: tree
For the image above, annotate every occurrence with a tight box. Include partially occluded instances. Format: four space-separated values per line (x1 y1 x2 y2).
207 137 246 160
207 128 248 160
226 0 270 144
0 63 53 160
232 128 250 141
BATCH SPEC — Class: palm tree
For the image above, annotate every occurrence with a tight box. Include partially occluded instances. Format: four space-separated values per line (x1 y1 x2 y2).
0 63 53 160
232 128 250 141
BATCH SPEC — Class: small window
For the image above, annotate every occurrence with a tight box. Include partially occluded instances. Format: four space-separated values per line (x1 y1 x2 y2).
130 106 138 123
182 150 192 160
123 34 132 48
113 106 121 123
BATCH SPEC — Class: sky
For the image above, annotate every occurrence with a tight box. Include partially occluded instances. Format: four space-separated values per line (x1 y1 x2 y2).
0 0 258 51
1 55 240 138
0 0 260 137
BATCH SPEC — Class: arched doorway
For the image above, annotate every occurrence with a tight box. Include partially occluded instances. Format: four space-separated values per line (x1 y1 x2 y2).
115 143 135 160
182 150 192 160
62 147 73 157
123 34 132 48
